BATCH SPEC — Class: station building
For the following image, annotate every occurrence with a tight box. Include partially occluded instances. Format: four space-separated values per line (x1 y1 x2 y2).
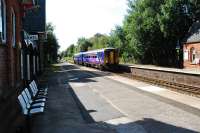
183 21 200 69
22 0 46 75
0 0 46 132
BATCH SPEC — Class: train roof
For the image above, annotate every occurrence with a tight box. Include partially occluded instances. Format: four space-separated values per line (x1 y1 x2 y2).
74 52 83 56
83 48 116 54
74 48 117 56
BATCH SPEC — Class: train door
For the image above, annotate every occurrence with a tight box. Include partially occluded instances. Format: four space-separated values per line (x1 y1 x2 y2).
104 49 115 65
114 49 119 64
110 51 114 64
104 51 108 64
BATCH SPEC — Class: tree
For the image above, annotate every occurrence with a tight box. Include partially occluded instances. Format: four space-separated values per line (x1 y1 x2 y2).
123 0 166 64
190 0 200 20
76 37 92 52
89 33 109 50
45 23 60 63
121 0 197 66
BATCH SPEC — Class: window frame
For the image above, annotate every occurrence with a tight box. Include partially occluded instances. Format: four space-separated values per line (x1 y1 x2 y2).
11 8 16 47
21 50 24 79
27 54 30 80
0 0 6 43
33 55 36 75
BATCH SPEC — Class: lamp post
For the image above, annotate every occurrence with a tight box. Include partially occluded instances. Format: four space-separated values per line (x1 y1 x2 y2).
176 39 181 68
176 1 191 68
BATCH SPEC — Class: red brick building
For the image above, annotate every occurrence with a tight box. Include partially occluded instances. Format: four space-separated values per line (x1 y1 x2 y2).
183 21 200 69
0 0 24 132
0 0 40 132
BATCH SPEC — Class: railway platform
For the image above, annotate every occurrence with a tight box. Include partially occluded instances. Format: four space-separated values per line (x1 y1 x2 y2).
80 63 200 113
30 62 200 133
120 63 200 75
107 73 200 114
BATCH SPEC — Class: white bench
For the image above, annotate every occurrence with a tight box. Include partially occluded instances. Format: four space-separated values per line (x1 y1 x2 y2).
29 82 47 99
24 88 46 102
22 90 45 108
18 94 44 115
32 80 48 94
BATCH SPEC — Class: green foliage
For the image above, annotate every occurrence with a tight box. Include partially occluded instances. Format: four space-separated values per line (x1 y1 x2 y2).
88 33 109 50
121 0 198 66
44 23 60 63
77 37 92 52
190 0 200 20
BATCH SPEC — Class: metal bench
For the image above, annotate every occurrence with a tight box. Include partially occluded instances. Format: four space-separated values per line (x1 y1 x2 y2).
18 94 44 115
29 82 47 99
24 88 46 102
21 90 45 108
32 80 48 93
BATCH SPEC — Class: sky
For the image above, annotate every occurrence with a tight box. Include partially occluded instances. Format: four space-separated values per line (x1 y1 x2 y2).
46 0 128 51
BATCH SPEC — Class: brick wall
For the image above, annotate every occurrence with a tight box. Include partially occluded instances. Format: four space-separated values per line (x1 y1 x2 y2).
0 0 25 132
0 46 8 95
183 42 200 69
130 67 200 88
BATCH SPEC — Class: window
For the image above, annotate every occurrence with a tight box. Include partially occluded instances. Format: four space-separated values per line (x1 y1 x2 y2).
0 0 6 42
37 56 39 72
21 50 24 79
11 8 16 47
27 54 30 80
190 47 195 62
33 56 36 75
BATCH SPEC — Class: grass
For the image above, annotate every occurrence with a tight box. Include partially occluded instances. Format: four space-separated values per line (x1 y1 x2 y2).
119 58 137 65
63 56 74 63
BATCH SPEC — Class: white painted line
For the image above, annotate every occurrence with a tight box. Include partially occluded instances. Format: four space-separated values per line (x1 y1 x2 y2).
139 86 165 92
105 117 133 125
69 78 79 81
93 89 129 117
105 117 147 133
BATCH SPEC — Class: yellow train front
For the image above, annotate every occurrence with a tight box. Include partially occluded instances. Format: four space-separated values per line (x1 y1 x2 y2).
103 48 119 66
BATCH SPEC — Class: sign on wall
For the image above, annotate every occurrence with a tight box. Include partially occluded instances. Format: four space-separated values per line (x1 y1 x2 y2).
29 35 38 41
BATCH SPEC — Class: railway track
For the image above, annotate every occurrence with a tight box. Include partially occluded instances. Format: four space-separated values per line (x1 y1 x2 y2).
117 72 200 98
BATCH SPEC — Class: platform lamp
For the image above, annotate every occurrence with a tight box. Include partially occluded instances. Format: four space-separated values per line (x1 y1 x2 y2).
176 40 181 68
176 0 191 68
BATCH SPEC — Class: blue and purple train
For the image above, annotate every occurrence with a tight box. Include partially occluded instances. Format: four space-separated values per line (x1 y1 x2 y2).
73 48 119 70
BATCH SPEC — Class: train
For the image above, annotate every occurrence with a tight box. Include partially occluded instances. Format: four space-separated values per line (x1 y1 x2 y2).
73 48 119 70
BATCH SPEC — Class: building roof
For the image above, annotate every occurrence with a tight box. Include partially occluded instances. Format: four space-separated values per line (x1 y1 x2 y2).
185 21 200 43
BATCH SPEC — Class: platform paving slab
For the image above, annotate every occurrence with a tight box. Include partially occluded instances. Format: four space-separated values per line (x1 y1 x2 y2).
31 65 116 133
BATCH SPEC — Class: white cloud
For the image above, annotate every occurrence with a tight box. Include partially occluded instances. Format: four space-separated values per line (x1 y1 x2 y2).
46 0 128 51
